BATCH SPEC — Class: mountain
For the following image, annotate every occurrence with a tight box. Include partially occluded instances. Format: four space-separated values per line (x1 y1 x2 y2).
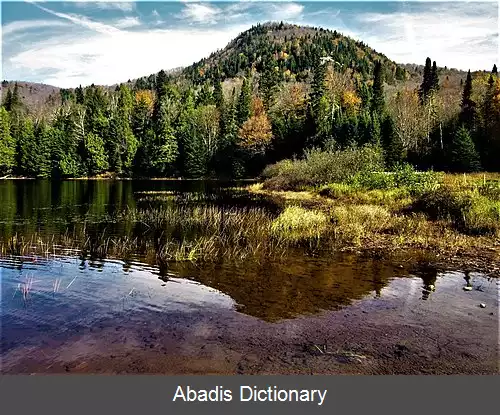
1 22 483 112
1 80 61 115
182 22 406 84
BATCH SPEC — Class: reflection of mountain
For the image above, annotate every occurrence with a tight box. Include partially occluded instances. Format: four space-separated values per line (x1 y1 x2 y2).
172 253 409 322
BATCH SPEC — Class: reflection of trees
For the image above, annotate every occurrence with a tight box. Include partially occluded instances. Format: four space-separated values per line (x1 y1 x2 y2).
172 254 397 322
0 180 16 238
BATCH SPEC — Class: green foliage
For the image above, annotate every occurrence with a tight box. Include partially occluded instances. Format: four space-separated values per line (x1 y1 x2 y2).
448 126 481 172
460 70 476 130
84 132 109 175
236 77 251 127
0 107 16 175
371 60 384 115
262 144 384 190
350 164 442 195
411 186 500 235
381 114 405 169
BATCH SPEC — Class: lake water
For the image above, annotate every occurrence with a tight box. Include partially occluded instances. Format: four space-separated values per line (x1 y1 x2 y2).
0 180 498 374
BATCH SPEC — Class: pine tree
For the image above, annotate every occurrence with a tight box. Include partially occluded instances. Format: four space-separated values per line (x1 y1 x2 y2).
153 98 178 175
213 78 224 109
196 82 214 106
430 61 439 92
448 126 481 172
16 118 37 176
236 77 251 127
492 64 498 76
419 57 432 104
75 85 85 105
309 58 326 119
381 114 404 169
371 60 385 115
0 107 16 175
460 70 476 131
34 122 53 177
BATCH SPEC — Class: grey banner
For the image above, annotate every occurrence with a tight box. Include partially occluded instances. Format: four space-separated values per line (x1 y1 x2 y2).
1 375 499 414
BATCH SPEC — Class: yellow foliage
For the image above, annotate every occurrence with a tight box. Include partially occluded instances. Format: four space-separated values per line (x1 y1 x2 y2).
341 90 362 113
135 90 154 112
238 97 273 150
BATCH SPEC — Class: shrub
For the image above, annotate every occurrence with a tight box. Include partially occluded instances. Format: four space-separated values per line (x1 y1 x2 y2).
411 187 500 235
262 144 384 191
410 186 466 221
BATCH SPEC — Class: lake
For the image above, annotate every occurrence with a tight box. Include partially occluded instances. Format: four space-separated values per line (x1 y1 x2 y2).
0 180 498 374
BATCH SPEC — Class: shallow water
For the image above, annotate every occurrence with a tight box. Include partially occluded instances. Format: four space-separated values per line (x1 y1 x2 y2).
0 180 498 374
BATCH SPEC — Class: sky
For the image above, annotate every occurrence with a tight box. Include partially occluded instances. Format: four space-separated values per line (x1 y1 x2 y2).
1 1 498 88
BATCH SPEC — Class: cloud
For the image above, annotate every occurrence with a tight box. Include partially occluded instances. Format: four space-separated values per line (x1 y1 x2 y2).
2 19 71 36
6 24 250 87
270 3 304 20
29 2 124 36
72 2 136 13
178 3 221 24
113 16 141 29
352 3 497 70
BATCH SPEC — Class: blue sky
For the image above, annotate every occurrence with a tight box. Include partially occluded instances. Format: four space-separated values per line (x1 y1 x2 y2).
1 1 498 87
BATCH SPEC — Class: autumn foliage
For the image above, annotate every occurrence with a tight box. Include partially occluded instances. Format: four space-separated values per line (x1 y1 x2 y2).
238 97 273 152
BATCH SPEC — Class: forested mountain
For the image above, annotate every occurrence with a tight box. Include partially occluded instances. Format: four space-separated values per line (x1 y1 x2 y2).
1 22 499 179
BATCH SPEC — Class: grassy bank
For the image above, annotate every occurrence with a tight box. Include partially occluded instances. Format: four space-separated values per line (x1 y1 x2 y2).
246 149 500 272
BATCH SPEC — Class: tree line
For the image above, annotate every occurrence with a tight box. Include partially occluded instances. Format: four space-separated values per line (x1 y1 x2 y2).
1 48 499 178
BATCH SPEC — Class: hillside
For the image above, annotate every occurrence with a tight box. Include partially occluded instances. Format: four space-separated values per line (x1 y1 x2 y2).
0 81 61 116
1 22 477 111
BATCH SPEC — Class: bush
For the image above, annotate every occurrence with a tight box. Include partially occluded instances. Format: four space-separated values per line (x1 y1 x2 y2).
350 164 442 194
411 187 500 235
410 186 466 221
262 144 384 191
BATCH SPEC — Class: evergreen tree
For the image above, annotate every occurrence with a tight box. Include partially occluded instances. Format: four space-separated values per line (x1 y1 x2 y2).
0 107 16 175
196 82 214 106
84 132 109 175
236 77 251 127
381 114 404 169
448 126 481 172
213 78 224 109
75 85 85 105
459 70 476 131
16 118 37 176
371 60 385 115
430 61 439 92
419 57 433 104
493 64 498 75
34 122 53 177
153 98 178 175
259 55 280 108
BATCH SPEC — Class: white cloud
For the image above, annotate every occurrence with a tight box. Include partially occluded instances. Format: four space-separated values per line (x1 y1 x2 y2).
7 24 250 87
2 19 71 36
351 3 497 70
179 3 221 24
113 16 141 29
71 2 136 13
268 3 304 20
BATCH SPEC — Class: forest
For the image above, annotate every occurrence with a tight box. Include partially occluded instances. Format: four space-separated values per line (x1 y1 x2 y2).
0 23 499 179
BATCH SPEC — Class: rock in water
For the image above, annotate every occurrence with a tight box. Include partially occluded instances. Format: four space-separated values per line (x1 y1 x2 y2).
463 286 473 291
479 303 486 308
